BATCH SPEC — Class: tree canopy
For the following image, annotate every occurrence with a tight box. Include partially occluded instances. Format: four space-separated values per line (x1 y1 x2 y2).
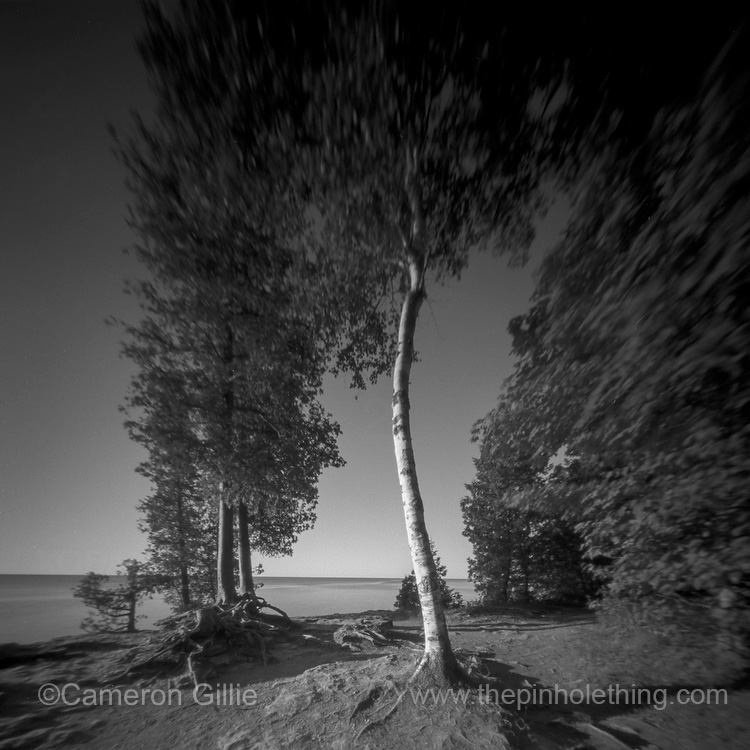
471 34 750 644
115 0 356 608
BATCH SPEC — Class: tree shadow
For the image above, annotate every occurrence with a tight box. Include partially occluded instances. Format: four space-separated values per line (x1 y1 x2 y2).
450 619 593 633
478 658 670 749
454 604 595 635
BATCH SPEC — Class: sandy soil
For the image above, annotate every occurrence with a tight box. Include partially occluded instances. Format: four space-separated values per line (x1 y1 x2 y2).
0 604 747 749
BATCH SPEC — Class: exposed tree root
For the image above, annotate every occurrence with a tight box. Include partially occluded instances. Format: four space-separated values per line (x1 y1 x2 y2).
225 594 294 624
334 617 393 650
353 686 410 740
111 602 297 685
352 648 506 740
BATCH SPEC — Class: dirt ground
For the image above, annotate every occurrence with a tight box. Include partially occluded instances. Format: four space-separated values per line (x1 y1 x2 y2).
0 604 747 749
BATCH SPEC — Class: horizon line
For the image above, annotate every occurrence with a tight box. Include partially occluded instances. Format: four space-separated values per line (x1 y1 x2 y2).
0 572 472 580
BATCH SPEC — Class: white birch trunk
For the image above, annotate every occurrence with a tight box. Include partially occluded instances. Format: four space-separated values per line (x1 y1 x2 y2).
392 148 462 681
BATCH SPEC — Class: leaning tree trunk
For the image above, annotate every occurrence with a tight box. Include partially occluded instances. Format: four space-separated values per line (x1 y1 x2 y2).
237 500 258 601
393 149 461 684
217 492 236 605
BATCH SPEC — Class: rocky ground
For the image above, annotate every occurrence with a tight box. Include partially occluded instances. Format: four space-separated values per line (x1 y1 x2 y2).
0 604 747 749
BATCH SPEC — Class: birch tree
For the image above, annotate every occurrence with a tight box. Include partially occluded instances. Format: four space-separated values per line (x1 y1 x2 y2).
289 6 575 683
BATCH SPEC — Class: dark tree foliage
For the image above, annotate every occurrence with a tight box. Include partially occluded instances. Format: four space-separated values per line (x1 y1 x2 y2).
462 435 593 605
72 560 169 634
473 29 750 649
463 499 590 606
138 477 217 609
115 0 350 606
123 370 217 609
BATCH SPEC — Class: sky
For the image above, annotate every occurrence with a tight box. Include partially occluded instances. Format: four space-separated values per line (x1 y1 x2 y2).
0 0 569 580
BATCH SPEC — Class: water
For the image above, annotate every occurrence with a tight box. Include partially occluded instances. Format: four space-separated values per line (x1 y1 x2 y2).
0 575 477 644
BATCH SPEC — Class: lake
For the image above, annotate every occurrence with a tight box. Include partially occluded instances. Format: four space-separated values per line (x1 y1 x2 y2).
0 575 477 644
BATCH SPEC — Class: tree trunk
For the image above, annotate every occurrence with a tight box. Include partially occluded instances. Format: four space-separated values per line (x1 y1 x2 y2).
394 149 461 684
501 555 511 603
392 276 461 684
237 500 257 599
175 493 191 610
179 563 191 610
520 515 531 602
217 321 238 606
126 591 136 633
217 493 236 605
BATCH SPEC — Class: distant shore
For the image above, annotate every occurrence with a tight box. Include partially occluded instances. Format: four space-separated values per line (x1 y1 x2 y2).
0 574 477 645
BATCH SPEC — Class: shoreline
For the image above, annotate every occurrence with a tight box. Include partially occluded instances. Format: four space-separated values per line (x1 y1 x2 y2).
0 575 478 646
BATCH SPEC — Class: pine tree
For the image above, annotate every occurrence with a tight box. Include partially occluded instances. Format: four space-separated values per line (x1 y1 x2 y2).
115 10 345 608
395 541 462 611
73 560 168 633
